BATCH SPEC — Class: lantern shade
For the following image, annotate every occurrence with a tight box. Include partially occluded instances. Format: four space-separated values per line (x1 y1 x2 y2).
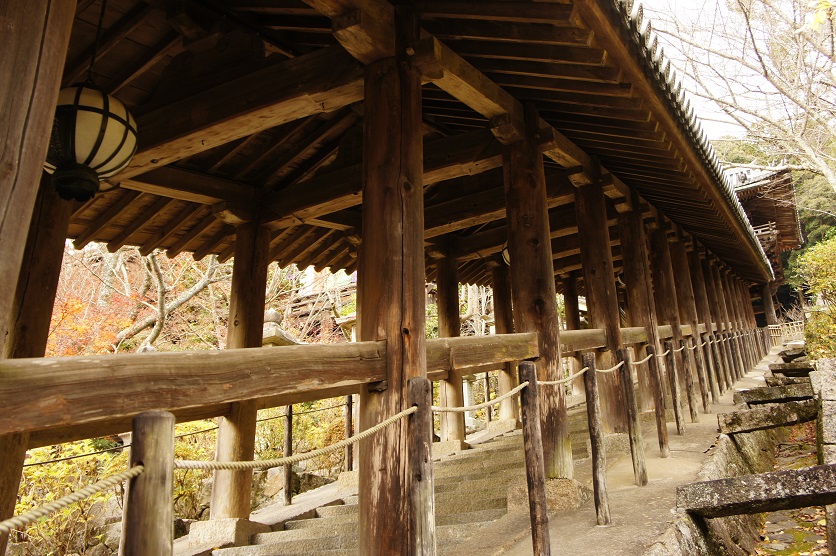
44 84 138 201
501 242 510 266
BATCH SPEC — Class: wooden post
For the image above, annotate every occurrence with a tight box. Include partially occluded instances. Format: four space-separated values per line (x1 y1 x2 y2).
0 5 74 551
484 372 492 422
664 340 686 435
518 361 552 554
582 353 611 525
698 252 729 391
712 263 742 380
678 338 699 423
2 173 74 551
669 236 710 414
762 283 778 326
211 222 270 519
647 220 695 420
687 246 721 402
617 203 664 415
725 273 748 372
504 105 570 479
344 395 353 472
491 262 520 424
408 377 437 554
357 5 428 551
644 345 670 457
120 410 175 556
576 180 626 433
437 255 465 443
561 272 585 396
708 259 737 384
283 405 293 506
616 348 648 486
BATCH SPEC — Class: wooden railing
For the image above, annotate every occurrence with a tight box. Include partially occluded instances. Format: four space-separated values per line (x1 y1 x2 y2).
768 321 805 346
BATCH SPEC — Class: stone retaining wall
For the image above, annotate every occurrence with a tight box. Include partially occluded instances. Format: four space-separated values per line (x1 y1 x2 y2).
644 427 786 555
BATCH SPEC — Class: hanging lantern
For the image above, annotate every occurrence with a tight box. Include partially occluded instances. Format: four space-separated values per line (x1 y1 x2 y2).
44 83 138 202
501 242 510 266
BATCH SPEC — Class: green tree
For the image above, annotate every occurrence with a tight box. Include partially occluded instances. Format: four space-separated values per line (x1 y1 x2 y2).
794 236 836 358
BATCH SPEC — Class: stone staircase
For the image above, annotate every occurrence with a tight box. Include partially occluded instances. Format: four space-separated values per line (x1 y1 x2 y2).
208 427 590 556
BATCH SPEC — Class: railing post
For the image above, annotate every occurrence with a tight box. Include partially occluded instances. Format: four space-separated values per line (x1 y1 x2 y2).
679 338 699 423
581 353 611 525
518 361 552 554
344 395 354 472
408 377 437 555
120 410 175 556
283 405 293 506
616 349 647 486
644 345 670 458
664 340 686 435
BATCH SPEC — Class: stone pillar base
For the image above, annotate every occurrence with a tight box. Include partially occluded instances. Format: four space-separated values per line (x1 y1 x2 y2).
432 439 470 460
507 478 592 512
487 418 519 433
188 518 270 548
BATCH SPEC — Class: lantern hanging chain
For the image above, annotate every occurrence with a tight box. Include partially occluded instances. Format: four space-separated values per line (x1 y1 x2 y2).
87 0 108 83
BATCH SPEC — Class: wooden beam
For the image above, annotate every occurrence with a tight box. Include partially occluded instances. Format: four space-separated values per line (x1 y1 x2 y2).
416 2 576 25
138 203 204 256
677 464 836 518
122 166 258 205
107 197 177 252
117 45 364 179
73 190 144 250
18 333 538 447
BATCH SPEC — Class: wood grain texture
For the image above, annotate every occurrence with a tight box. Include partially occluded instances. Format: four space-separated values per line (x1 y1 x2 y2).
492 263 520 423
356 10 426 550
437 255 465 442
518 361 552 555
617 348 647 487
408 377 437 554
120 411 175 555
576 181 625 433
582 352 611 526
504 106 570 479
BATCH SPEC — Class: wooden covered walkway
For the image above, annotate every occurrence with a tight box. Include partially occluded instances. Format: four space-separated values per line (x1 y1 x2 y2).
0 0 791 553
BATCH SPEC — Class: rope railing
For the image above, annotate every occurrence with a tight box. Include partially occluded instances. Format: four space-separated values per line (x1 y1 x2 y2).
633 353 654 365
175 407 417 471
656 349 671 357
433 382 529 412
673 346 685 353
539 368 589 386
596 360 625 374
0 465 144 536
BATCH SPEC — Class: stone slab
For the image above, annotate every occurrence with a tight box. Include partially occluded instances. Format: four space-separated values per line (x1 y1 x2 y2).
732 383 813 406
187 518 269 548
506 477 592 512
718 400 817 435
433 439 470 460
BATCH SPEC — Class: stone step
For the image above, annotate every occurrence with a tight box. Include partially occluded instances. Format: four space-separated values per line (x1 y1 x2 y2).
254 524 355 545
285 514 356 531
436 492 507 515
435 467 525 493
316 503 358 518
213 534 356 555
436 507 507 526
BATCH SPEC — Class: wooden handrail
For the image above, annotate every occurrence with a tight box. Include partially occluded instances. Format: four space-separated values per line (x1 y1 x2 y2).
3 333 538 446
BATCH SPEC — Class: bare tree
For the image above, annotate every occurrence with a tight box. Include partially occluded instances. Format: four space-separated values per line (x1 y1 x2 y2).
647 0 836 191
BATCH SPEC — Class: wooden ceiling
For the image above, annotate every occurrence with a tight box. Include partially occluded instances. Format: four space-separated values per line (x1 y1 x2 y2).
62 0 774 286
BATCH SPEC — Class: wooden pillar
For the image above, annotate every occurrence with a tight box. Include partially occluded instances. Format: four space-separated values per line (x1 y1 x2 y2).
0 5 74 549
616 203 667 443
344 395 354 472
669 234 710 414
561 272 584 396
357 7 428 551
700 253 731 391
720 268 747 377
687 245 721 402
576 181 626 433
761 282 778 326
647 220 696 423
504 105 570 479
211 222 270 519
437 255 465 442
491 261 520 424
732 277 754 370
710 260 740 382
1 173 74 551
